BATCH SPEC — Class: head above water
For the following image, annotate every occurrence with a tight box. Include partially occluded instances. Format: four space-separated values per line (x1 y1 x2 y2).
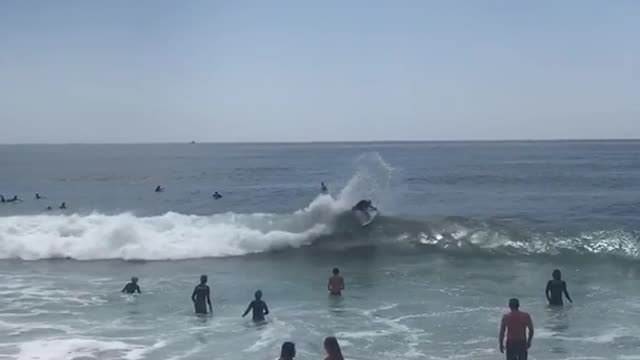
254 290 262 299
552 269 562 280
280 342 296 358
332 267 340 275
323 336 343 358
509 298 520 310
200 275 207 284
131 276 138 283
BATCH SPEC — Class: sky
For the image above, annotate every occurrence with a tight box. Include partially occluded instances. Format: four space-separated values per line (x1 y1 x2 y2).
0 0 638 143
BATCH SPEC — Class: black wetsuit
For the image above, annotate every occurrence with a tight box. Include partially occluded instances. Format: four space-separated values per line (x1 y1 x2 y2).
353 200 371 211
546 280 568 306
192 284 211 314
245 300 269 321
121 282 141 294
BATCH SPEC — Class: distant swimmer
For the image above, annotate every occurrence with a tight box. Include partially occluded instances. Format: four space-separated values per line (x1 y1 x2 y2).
278 342 296 360
121 277 141 294
6 195 21 203
242 290 270 322
499 298 534 360
352 200 377 213
321 182 328 194
46 206 52 211
59 202 66 209
545 269 573 306
35 193 42 200
155 185 164 193
191 275 212 314
213 191 222 200
328 267 345 296
323 336 345 360
0 195 4 203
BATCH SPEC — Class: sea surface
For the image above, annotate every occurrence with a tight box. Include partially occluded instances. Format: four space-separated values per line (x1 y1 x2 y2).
1 141 640 360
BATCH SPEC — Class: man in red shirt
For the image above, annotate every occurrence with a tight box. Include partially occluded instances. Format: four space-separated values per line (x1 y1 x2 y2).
499 298 534 360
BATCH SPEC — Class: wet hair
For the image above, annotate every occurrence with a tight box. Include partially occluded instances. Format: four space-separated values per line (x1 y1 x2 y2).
131 276 138 283
552 269 561 280
255 290 262 299
509 298 520 310
280 342 296 358
200 275 208 284
323 336 344 360
332 268 340 275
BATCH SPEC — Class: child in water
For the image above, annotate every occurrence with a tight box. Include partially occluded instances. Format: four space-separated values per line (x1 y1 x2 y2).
242 290 269 322
121 277 141 294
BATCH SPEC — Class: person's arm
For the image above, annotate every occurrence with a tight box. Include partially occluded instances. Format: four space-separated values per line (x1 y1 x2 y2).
242 302 252 317
527 315 534 348
263 302 269 316
498 315 506 353
340 277 345 291
563 281 573 303
121 285 127 293
545 281 552 303
327 279 333 292
206 287 212 311
136 285 141 294
191 287 197 303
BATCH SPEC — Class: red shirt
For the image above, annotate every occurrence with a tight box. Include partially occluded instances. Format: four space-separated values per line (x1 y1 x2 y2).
501 310 532 341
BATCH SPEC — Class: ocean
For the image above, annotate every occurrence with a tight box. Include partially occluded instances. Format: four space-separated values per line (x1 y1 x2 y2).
1 141 639 360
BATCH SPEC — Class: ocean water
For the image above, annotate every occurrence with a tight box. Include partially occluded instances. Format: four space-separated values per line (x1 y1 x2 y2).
1 141 640 360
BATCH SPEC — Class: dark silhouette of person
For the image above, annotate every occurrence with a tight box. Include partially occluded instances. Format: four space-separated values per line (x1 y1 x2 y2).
121 277 141 294
155 185 163 193
191 275 212 314
321 182 328 193
545 269 573 306
213 192 222 200
242 290 269 322
279 342 296 360
59 202 66 209
323 336 345 360
0 195 4 203
328 267 345 296
35 193 42 200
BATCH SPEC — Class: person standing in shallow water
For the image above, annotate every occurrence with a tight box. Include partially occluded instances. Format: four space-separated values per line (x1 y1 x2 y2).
278 342 296 360
545 269 573 306
191 275 212 314
242 290 269 322
121 277 141 294
499 298 534 360
328 268 345 296
323 336 344 360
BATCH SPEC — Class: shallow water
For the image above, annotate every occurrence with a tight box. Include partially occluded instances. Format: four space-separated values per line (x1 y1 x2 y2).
1 141 640 359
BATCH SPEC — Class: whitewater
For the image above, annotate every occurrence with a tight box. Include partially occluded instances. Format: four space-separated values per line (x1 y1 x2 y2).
1 142 640 360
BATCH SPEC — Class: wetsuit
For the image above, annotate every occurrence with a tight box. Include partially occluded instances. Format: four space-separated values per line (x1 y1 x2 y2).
244 300 269 321
121 282 141 294
546 280 568 306
353 200 372 211
192 284 211 314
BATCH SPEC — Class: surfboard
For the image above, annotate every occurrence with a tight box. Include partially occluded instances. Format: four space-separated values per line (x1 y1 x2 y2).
354 209 378 227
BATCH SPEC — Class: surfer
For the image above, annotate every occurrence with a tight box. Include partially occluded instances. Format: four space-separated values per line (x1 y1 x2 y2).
499 298 534 360
0 195 4 203
6 195 20 203
35 193 42 199
321 182 328 194
352 200 377 212
213 191 222 200
121 277 141 294
328 268 345 296
59 202 66 209
242 290 269 322
191 275 212 314
279 342 296 360
155 185 164 193
545 269 573 306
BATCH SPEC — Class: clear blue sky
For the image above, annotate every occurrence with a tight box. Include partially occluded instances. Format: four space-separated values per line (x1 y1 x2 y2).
0 0 638 143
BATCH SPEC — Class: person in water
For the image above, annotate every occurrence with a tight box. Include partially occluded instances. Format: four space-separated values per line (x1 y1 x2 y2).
59 202 66 209
191 275 212 314
545 269 573 306
6 195 20 203
499 298 534 360
321 182 328 193
0 195 4 203
242 290 270 322
213 191 222 199
155 185 163 193
328 268 345 296
323 336 345 360
35 193 42 200
352 200 377 212
121 277 141 294
278 342 296 360
46 206 52 211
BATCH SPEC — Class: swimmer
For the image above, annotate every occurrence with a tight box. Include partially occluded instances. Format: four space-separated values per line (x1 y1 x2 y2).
191 275 212 314
545 269 573 306
323 336 344 360
0 195 4 203
327 268 345 296
352 200 377 212
213 191 222 200
279 342 296 360
35 193 42 200
121 277 141 294
6 195 20 203
155 185 164 193
46 206 52 211
242 290 269 322
59 202 66 209
321 182 328 193
499 298 534 360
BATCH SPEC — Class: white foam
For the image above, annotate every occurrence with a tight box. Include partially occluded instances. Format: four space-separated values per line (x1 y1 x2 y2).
15 338 150 360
